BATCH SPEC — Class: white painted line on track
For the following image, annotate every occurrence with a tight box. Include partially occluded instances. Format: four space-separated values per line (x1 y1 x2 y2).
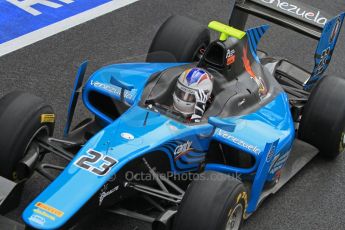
0 0 139 57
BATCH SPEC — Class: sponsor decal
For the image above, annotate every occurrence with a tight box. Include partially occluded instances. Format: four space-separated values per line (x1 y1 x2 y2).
99 184 120 206
226 49 236 65
40 114 55 123
121 132 134 140
269 151 290 174
90 80 136 100
74 149 118 176
174 140 193 160
29 214 46 226
259 0 328 26
161 140 206 169
217 129 261 154
242 45 267 97
177 82 196 94
330 17 342 43
269 155 280 172
33 208 55 221
35 202 64 218
314 47 331 76
265 143 276 163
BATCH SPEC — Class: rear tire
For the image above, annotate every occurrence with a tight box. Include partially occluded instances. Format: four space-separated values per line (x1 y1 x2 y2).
146 15 210 62
0 91 55 180
173 171 247 230
299 76 345 158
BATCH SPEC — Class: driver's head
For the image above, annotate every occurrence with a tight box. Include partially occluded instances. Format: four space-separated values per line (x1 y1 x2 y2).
173 68 213 116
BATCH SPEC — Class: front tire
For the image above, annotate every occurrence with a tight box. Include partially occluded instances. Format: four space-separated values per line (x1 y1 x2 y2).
0 91 55 180
299 76 345 158
173 171 247 230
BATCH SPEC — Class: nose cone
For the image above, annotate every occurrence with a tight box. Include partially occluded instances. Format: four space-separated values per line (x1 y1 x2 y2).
22 106 186 229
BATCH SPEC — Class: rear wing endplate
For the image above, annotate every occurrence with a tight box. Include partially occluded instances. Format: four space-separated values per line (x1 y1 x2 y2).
230 0 345 90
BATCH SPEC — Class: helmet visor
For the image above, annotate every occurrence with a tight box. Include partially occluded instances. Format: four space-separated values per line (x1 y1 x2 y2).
175 84 196 103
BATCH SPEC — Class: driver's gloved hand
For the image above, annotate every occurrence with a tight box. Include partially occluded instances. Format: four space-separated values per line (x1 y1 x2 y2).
191 89 208 123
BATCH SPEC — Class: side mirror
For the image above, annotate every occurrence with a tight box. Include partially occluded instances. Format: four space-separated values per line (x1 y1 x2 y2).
110 76 134 106
208 117 236 132
110 76 134 91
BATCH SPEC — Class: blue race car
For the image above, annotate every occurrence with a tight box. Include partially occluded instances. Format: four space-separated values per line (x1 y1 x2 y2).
1 1 345 229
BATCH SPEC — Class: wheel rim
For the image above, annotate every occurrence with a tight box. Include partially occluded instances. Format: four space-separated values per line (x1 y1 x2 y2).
339 131 345 153
226 203 243 230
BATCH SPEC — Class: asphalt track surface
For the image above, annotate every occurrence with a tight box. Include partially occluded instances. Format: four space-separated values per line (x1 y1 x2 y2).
1 0 345 229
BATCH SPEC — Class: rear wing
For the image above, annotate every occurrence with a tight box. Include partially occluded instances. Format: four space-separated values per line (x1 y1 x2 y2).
229 0 345 90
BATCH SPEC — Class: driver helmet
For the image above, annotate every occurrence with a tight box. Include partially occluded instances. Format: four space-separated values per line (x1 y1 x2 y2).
173 68 213 116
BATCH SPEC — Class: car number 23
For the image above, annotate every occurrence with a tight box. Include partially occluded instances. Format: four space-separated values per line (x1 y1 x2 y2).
74 149 118 176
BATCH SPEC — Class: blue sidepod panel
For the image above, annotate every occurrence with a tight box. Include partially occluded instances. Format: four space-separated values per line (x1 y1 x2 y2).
23 62 294 229
210 92 294 179
82 63 184 124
